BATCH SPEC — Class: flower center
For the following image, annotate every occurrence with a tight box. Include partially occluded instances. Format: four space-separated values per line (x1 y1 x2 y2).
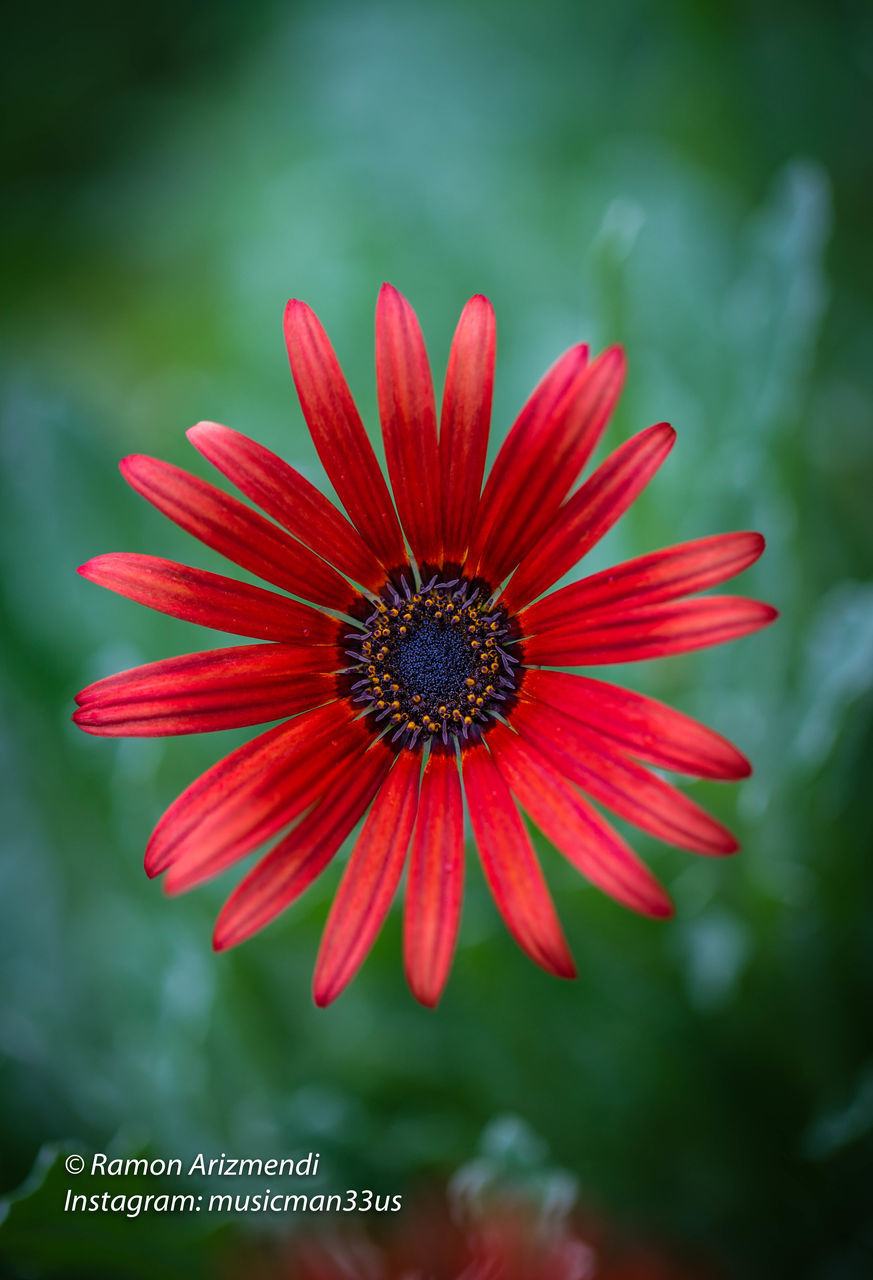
346 576 520 748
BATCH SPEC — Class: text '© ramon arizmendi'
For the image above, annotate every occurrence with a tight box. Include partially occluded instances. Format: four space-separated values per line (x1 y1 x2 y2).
88 1152 321 1178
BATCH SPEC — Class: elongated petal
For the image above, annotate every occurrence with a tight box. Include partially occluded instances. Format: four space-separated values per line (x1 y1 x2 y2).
403 749 465 1008
284 300 408 573
74 645 338 737
462 743 576 977
145 701 361 878
213 740 396 950
376 284 441 567
502 423 675 612
78 554 339 645
313 750 421 1006
164 725 368 895
469 345 625 587
488 723 673 917
187 421 383 592
522 595 778 666
464 343 586 579
521 669 750 779
511 699 738 855
521 533 766 634
440 295 495 565
120 455 356 612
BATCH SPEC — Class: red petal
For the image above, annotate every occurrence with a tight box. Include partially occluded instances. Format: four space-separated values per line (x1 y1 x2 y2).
521 532 766 634
145 701 362 879
440 295 495 565
78 554 339 645
187 421 383 593
502 423 675 612
488 723 673 918
120 455 356 613
375 284 441 568
462 743 576 978
313 749 421 1007
468 345 625 588
511 699 738 855
284 300 408 574
212 740 395 950
403 749 465 1008
521 669 751 779
522 595 778 666
164 728 367 895
74 645 338 737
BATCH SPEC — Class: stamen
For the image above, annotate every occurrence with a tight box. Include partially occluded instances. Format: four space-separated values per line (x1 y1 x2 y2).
344 575 521 750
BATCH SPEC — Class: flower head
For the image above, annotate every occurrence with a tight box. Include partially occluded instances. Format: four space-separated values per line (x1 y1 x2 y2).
75 285 776 1006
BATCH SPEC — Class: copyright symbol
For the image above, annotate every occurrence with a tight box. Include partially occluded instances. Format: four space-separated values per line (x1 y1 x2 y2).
65 1154 84 1175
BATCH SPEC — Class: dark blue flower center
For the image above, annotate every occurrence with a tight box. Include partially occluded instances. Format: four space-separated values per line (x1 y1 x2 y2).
345 575 520 749
394 620 475 706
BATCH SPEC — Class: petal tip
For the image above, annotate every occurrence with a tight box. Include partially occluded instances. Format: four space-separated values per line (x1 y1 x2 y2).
312 981 338 1010
118 454 147 483
405 968 445 1009
740 530 767 564
734 756 753 780
284 297 315 336
376 281 410 318
212 924 232 952
461 293 496 330
556 958 578 980
143 838 169 879
412 988 442 1010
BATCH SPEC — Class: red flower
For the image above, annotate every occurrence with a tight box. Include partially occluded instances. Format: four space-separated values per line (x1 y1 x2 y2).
276 1201 594 1280
233 1191 717 1280
74 285 776 1007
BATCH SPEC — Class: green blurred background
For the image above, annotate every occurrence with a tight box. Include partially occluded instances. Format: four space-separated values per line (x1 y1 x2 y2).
2 0 872 1275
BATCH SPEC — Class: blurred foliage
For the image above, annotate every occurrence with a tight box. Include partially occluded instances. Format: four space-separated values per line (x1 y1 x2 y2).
1 1 872 1277
0 1146 232 1280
